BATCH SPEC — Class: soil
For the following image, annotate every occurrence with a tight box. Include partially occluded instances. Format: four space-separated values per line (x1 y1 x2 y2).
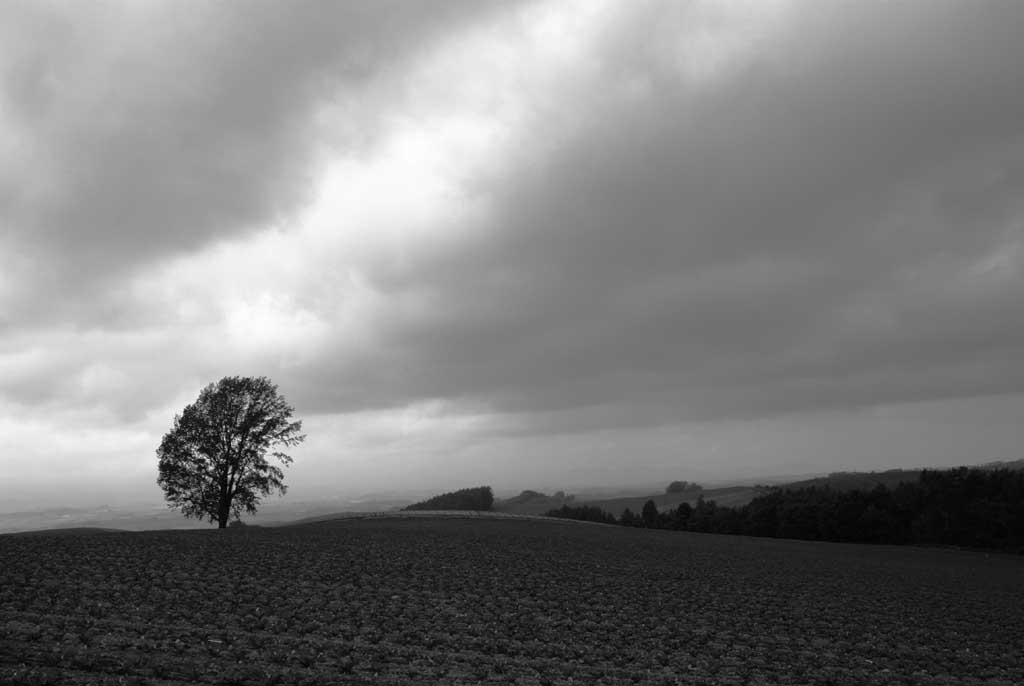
2 516 1021 685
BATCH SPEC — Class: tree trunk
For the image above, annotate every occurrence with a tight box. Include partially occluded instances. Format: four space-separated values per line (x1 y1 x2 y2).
217 499 230 529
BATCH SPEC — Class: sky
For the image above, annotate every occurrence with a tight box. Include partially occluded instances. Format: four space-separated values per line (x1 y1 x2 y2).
2 0 1023 511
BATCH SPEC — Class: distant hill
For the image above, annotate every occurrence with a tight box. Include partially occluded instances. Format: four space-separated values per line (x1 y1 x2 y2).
575 486 765 518
780 460 1024 493
494 490 575 516
978 458 1024 471
781 469 924 493
404 486 494 511
530 460 1024 519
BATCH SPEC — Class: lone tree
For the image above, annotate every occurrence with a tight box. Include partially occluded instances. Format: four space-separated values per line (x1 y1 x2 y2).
157 376 305 528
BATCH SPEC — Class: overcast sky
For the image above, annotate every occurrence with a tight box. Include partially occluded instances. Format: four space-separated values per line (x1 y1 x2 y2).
3 1 1023 511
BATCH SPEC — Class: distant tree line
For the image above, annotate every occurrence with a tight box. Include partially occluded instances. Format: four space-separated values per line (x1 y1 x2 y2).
545 504 619 524
546 468 1024 553
404 486 494 511
500 490 575 507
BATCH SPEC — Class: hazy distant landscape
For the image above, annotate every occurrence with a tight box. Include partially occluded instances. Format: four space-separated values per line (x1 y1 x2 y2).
0 474 839 534
0 495 413 536
7 460 1020 537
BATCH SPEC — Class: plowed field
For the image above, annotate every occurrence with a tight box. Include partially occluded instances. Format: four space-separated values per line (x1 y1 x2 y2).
2 516 1021 685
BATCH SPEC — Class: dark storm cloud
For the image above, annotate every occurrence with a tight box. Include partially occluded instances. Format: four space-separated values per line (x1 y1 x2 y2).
290 1 1024 425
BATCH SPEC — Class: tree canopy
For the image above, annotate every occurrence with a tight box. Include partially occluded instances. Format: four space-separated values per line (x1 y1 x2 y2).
156 376 305 528
403 486 494 511
547 467 1024 554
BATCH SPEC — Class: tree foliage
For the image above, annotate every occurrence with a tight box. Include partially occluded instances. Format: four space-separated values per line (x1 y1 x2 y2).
543 467 1024 553
156 376 305 528
404 486 494 511
641 499 659 528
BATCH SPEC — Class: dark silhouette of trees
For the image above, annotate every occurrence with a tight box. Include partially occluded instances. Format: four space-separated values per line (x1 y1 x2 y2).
500 490 574 508
404 486 494 511
641 499 659 528
670 501 693 530
544 504 617 524
681 467 1024 552
538 467 1024 553
157 376 305 528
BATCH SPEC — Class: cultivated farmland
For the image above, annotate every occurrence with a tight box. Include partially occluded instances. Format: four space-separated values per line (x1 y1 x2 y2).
1 517 1021 685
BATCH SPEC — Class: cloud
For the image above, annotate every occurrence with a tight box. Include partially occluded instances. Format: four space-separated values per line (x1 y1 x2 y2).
2 1 1024 508
0 0 521 326
271 0 1024 425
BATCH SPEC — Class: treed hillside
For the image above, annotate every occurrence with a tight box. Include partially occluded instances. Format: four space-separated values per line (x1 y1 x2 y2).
564 462 1024 519
403 486 494 511
548 467 1024 553
493 490 575 515
780 469 924 493
782 460 1024 493
575 486 758 518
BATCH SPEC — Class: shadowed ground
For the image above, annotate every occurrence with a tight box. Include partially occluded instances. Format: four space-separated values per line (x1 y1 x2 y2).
1 515 1021 685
